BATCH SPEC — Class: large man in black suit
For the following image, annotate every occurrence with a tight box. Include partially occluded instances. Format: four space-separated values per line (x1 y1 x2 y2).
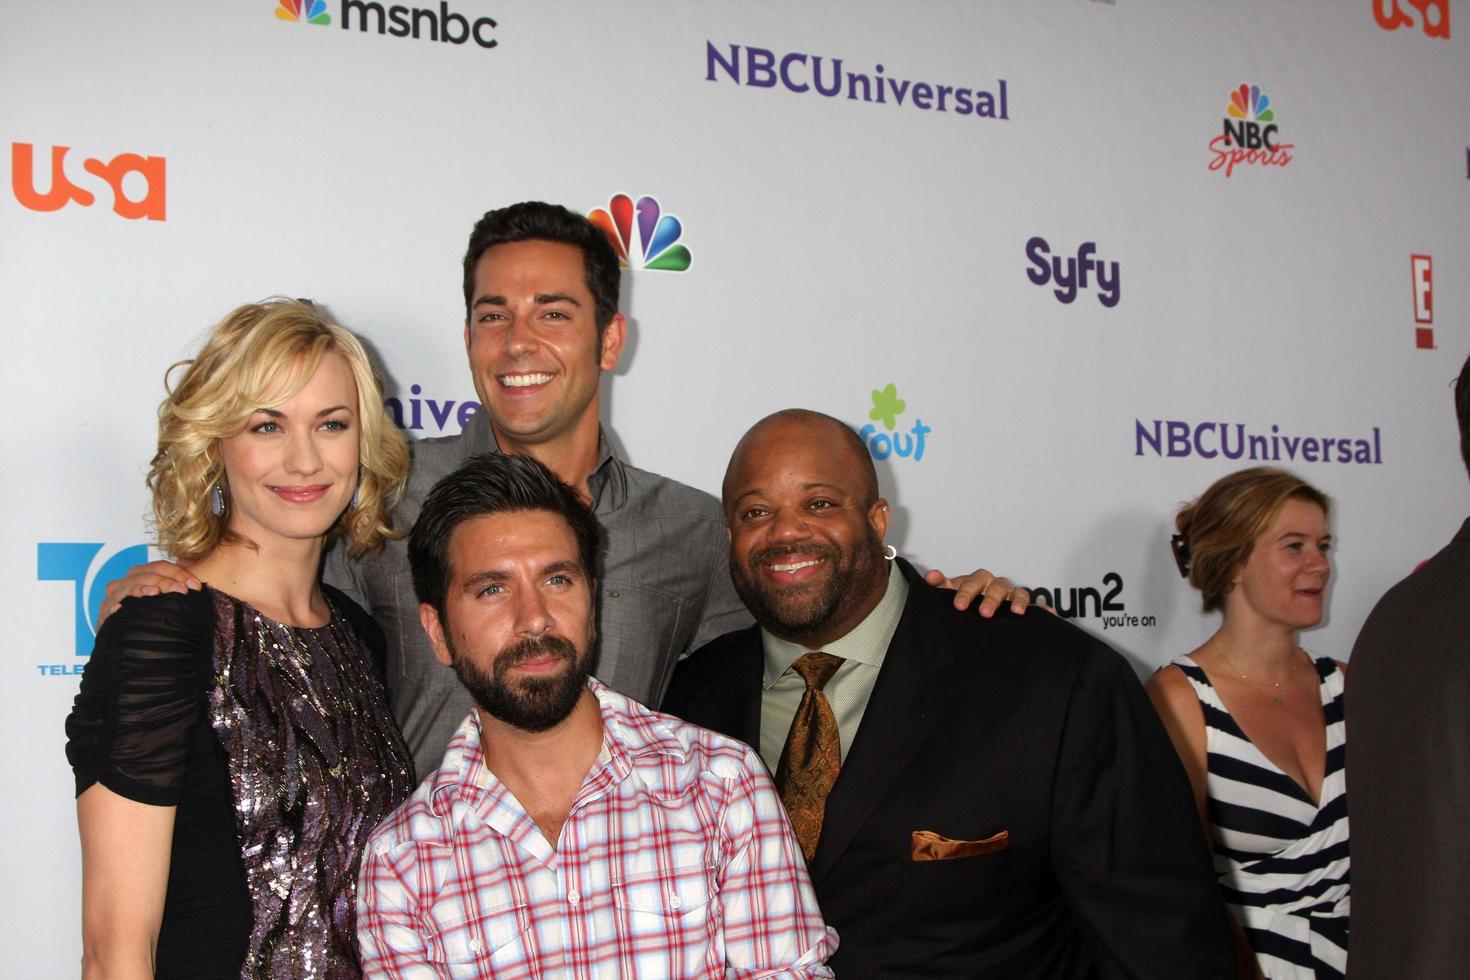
662 409 1234 979
1348 350 1470 977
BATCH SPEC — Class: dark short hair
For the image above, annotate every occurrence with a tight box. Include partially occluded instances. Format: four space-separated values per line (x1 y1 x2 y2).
1457 349 1470 480
722 408 880 514
409 452 602 619
461 201 621 339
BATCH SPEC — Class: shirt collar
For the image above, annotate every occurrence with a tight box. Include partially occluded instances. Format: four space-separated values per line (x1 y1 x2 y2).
761 560 908 689
428 676 690 818
462 410 627 515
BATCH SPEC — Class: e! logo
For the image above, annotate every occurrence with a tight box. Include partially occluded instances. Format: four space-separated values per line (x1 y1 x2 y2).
1411 254 1434 349
11 143 167 221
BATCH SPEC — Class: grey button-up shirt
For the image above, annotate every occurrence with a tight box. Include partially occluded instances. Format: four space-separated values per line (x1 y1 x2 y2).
325 409 753 778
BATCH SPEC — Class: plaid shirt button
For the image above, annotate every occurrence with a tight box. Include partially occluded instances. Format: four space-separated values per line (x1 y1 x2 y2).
568 890 580 906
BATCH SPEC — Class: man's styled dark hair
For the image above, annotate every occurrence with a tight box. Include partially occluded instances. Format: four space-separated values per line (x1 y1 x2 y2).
1457 350 1470 480
409 452 602 619
461 201 622 340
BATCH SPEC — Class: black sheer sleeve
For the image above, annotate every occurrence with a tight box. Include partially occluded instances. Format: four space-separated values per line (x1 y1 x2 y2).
64 590 213 805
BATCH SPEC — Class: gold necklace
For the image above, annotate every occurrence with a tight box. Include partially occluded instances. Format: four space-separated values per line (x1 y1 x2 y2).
1212 641 1299 708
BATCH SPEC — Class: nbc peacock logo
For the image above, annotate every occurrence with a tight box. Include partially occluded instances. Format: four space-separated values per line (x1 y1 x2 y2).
277 0 331 24
589 194 691 272
1207 83 1293 178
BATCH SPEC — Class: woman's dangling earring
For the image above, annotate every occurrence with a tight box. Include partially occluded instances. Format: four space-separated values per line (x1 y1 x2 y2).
210 483 227 518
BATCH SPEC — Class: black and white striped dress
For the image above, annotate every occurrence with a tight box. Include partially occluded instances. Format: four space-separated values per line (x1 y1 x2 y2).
1170 654 1350 979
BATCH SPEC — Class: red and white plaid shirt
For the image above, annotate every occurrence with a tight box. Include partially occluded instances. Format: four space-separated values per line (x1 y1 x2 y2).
358 678 837 978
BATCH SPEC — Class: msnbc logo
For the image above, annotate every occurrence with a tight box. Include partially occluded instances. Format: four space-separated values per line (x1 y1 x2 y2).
277 0 331 23
1208 84 1293 177
858 383 930 462
589 195 691 272
277 0 499 48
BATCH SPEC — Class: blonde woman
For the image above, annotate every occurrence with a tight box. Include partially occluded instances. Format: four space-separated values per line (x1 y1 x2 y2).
1147 467 1348 980
65 300 414 977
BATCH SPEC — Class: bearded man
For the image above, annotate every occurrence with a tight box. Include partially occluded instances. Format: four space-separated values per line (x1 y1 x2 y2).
357 452 836 976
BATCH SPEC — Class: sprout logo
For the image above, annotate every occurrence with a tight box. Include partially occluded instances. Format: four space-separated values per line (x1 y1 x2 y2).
858 383 930 461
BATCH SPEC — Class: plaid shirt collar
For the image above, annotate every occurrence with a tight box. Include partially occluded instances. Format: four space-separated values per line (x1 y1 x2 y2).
427 677 691 829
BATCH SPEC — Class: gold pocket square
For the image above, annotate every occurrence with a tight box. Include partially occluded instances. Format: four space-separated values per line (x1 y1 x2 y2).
910 829 1010 861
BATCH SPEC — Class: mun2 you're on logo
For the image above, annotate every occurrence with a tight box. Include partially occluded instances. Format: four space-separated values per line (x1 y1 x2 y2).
589 194 691 272
1207 83 1293 178
858 384 930 462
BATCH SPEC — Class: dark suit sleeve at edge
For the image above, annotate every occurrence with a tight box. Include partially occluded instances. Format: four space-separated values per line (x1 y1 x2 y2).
1049 639 1234 979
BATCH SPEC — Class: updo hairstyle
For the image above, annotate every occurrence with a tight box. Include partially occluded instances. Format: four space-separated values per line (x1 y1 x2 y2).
1174 466 1329 613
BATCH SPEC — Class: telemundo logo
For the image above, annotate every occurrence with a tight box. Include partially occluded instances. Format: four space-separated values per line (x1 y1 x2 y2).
36 542 149 676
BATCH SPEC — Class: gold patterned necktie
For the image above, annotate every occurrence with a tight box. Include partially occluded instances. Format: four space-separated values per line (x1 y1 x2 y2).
775 651 845 864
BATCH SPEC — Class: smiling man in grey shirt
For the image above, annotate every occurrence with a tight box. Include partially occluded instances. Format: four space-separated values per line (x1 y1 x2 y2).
326 202 753 776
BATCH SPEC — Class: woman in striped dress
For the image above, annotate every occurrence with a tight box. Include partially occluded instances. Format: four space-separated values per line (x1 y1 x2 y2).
1147 467 1348 980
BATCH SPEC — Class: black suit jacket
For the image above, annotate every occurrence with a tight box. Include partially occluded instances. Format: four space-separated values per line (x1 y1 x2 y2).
663 560 1233 979
1348 516 1470 977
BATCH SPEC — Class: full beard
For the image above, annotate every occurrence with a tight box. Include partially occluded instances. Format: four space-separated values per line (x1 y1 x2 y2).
450 633 590 733
731 535 883 642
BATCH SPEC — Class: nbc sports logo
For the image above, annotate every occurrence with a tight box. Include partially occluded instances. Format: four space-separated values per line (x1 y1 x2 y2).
1208 82 1293 177
589 194 692 272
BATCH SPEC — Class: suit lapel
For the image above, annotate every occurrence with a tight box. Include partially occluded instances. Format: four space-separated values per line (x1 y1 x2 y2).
733 631 764 750
693 628 764 751
808 567 955 884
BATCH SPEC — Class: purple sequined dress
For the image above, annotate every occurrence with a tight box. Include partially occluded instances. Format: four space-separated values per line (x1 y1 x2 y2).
210 589 414 976
66 584 413 979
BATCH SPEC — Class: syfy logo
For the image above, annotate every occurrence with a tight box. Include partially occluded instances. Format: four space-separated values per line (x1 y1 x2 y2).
1374 0 1451 38
1412 254 1434 349
1207 84 1294 178
1031 573 1157 632
278 0 499 48
858 384 930 462
11 142 166 221
1025 237 1120 307
37 542 150 673
384 384 481 432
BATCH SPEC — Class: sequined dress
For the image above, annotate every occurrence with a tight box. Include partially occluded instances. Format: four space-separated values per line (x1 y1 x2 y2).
66 584 414 978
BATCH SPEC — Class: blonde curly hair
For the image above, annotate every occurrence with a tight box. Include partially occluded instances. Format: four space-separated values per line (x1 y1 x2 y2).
149 299 408 560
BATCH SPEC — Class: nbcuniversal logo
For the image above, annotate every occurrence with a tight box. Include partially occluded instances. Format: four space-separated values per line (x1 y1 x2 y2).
589 194 692 272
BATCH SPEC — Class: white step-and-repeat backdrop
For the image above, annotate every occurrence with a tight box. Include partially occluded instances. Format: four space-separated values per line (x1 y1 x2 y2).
4 0 1466 969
